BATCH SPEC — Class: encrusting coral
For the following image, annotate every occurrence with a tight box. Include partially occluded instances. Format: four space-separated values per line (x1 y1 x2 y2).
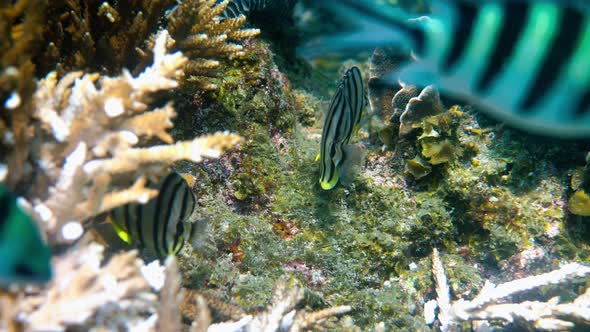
167 0 261 90
29 29 242 241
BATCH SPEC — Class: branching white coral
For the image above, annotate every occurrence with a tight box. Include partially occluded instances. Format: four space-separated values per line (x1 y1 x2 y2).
191 278 352 332
425 248 590 331
29 29 243 240
21 243 153 331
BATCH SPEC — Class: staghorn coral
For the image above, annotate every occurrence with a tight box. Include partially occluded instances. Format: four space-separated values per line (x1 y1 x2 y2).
18 243 153 331
0 0 47 187
28 30 242 241
426 248 590 331
156 257 184 332
167 0 261 90
37 0 175 76
181 277 351 332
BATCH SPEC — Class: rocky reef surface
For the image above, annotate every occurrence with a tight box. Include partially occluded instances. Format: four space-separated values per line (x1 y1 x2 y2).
1 1 590 331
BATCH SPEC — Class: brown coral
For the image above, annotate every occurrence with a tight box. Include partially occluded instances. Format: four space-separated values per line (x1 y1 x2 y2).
28 30 242 241
167 0 261 90
399 85 445 136
0 0 47 187
37 0 175 76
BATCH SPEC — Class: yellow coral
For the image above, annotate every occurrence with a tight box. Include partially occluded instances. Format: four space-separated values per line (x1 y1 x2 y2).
568 190 590 216
167 0 260 90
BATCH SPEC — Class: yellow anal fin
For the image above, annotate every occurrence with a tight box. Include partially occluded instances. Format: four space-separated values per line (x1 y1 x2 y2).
320 176 339 190
107 215 133 244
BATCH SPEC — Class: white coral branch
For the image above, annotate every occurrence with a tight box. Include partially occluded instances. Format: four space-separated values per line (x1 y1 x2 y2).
25 243 151 331
30 29 241 239
203 278 351 332
427 248 590 331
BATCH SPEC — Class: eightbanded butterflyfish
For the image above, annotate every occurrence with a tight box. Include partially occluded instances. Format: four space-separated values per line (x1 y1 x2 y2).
0 184 52 285
108 171 198 258
319 66 365 190
299 0 590 139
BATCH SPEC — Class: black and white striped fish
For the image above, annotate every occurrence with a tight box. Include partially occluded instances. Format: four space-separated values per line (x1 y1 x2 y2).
299 0 590 138
219 0 298 19
109 172 197 258
319 66 365 190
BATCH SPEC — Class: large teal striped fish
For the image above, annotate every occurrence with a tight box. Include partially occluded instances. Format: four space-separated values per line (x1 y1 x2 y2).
218 0 298 19
109 172 197 258
319 66 365 190
0 184 52 285
299 0 590 138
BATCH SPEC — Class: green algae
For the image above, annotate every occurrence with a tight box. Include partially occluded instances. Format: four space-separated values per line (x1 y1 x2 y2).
169 33 590 330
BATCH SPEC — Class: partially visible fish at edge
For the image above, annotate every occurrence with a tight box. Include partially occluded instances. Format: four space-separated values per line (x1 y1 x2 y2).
298 0 590 139
0 184 52 285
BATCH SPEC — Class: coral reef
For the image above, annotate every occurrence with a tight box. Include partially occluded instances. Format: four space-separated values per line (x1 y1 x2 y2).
28 30 241 242
37 0 175 75
0 0 47 187
188 277 351 332
426 248 590 331
22 244 151 331
167 0 261 90
2 1 590 331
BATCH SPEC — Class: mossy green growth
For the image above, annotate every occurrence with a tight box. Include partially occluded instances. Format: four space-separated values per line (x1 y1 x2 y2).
172 34 590 330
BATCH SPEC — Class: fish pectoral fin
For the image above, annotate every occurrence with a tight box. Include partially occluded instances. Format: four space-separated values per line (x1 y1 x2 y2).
338 144 367 187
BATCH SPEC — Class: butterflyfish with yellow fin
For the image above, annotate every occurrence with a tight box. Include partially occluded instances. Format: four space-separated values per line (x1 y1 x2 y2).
319 66 365 190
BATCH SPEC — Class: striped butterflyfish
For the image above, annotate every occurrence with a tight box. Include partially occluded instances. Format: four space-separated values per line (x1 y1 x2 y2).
319 66 365 190
0 184 52 285
299 0 590 138
109 172 197 258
